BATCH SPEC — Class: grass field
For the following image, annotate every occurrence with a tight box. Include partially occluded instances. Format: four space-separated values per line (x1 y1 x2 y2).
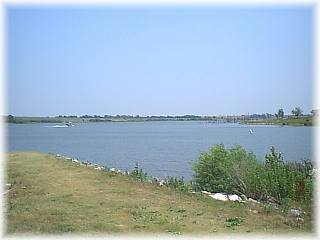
5 152 314 235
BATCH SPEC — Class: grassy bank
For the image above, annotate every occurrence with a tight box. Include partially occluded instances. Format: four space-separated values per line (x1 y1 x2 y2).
242 116 314 126
5 152 314 234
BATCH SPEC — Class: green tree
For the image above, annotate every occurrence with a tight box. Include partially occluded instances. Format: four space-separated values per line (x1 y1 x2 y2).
7 115 15 123
277 109 284 118
291 107 302 117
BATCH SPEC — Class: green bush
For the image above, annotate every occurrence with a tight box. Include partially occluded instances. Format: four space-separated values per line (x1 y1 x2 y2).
192 144 229 193
193 144 314 205
193 144 261 197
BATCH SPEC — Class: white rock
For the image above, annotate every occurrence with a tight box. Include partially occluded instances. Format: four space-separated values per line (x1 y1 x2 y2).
288 209 303 218
159 180 165 186
249 209 258 214
248 198 260 204
296 217 304 223
72 159 79 163
228 194 242 202
110 168 116 172
209 193 228 201
240 194 248 201
201 190 211 195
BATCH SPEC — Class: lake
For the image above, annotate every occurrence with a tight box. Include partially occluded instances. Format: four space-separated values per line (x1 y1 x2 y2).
7 122 313 180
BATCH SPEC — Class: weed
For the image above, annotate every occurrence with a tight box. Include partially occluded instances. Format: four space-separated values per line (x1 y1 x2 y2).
225 217 244 228
130 162 148 182
262 204 272 213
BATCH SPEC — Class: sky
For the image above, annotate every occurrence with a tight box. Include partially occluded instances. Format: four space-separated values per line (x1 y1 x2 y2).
7 6 314 116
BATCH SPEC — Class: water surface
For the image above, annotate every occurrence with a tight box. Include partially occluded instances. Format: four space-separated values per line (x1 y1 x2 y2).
7 122 313 180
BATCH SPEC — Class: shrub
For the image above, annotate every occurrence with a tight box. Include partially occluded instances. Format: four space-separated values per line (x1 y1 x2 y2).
192 144 229 193
193 144 314 205
193 144 261 196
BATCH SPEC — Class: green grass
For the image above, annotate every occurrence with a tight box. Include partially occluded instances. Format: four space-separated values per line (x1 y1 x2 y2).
242 116 314 126
5 152 314 234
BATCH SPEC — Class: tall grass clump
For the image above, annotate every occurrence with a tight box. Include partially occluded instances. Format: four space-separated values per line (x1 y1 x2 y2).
193 144 314 205
163 176 190 193
130 162 148 182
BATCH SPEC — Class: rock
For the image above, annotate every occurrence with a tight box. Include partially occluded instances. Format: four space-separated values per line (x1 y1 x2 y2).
209 193 228 201
72 159 79 163
5 183 12 188
249 209 258 214
3 189 11 195
240 194 248 201
248 198 260 204
228 194 242 202
56 154 61 157
267 195 279 204
152 177 160 183
110 168 116 172
268 202 280 211
296 217 304 224
201 190 211 195
65 157 72 160
117 169 122 174
288 208 303 218
159 180 165 186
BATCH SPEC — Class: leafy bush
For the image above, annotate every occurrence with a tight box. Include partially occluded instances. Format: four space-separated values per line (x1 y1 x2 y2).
263 147 314 203
192 144 229 193
193 144 261 196
193 144 314 205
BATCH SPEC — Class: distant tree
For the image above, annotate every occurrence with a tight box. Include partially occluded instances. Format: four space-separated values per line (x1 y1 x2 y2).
277 109 284 118
7 115 15 123
292 107 303 117
311 109 318 116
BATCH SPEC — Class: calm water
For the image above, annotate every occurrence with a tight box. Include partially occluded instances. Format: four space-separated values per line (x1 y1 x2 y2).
7 122 313 180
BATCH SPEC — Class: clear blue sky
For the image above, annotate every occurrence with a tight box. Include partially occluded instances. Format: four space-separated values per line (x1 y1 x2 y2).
7 6 314 116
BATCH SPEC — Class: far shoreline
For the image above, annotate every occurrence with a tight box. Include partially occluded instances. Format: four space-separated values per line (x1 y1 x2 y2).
4 115 314 126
